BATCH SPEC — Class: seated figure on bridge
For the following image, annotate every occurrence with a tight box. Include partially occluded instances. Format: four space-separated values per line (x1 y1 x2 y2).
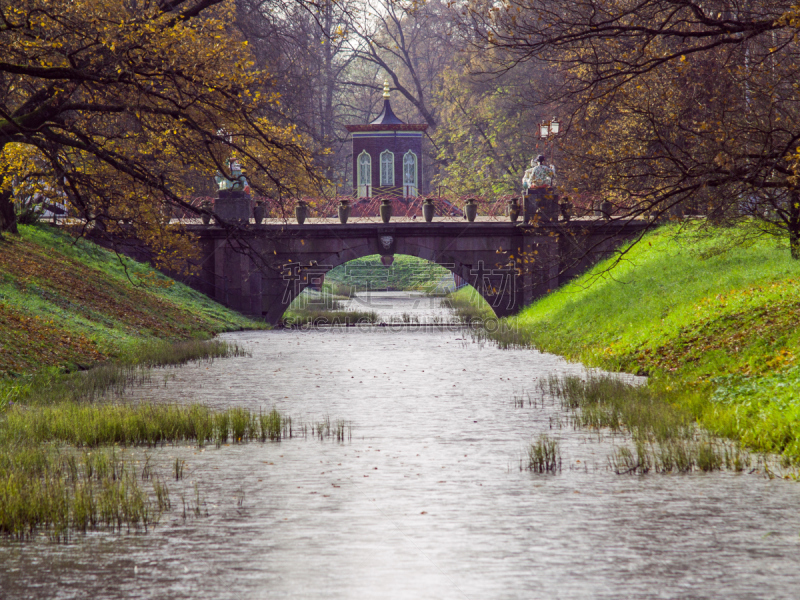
214 158 250 194
522 155 556 191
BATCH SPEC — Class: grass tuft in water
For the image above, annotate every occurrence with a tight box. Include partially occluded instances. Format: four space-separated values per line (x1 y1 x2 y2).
399 312 420 324
123 339 250 368
2 339 250 409
281 309 379 327
526 434 561 473
312 415 352 442
153 478 171 512
0 444 164 539
0 402 297 448
174 458 185 480
544 374 753 474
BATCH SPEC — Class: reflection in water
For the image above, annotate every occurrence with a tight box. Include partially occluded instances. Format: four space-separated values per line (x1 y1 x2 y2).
2 296 800 599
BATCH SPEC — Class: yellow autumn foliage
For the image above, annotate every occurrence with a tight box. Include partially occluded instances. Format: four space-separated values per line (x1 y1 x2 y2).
0 0 318 272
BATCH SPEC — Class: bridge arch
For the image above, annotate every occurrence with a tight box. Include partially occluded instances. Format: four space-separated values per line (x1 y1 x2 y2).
281 252 484 323
274 243 503 325
238 225 528 325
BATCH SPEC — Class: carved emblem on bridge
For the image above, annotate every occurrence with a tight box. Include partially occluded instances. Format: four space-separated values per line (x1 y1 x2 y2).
377 234 396 256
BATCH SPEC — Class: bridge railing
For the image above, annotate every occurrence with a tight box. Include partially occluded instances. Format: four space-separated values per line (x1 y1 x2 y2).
174 191 693 223
176 194 516 222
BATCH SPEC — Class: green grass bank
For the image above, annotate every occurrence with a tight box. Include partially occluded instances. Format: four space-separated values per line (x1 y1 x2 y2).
0 224 263 380
479 223 800 462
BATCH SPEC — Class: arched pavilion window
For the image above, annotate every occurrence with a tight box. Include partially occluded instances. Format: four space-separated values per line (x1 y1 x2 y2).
403 151 418 197
358 151 371 198
380 150 394 186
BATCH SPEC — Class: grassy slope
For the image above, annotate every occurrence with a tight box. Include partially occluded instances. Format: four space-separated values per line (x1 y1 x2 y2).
446 285 496 322
0 225 262 377
501 224 800 460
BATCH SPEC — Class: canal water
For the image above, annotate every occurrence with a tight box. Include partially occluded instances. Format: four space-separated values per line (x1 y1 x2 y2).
2 293 800 599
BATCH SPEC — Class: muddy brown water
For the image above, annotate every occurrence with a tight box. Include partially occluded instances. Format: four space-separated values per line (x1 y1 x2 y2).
2 293 800 599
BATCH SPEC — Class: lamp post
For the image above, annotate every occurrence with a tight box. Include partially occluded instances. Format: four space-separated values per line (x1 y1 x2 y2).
533 118 561 223
537 117 560 168
538 117 560 140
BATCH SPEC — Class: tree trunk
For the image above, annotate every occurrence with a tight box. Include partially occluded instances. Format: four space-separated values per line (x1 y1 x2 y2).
0 189 17 234
321 0 335 184
0 154 17 234
790 191 800 260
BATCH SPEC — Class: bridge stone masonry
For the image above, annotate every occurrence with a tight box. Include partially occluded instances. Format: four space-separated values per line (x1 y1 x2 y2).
183 213 649 325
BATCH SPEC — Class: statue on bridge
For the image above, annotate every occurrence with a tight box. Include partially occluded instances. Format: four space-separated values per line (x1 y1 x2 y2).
522 155 556 191
214 158 250 195
212 157 252 224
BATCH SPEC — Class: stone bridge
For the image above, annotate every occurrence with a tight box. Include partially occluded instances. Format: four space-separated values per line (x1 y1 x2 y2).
183 218 649 325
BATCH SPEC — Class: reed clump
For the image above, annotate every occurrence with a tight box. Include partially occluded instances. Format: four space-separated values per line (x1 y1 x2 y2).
544 374 752 474
281 309 379 327
312 415 352 442
0 403 295 448
123 339 250 368
0 444 163 539
1 339 249 407
527 434 561 473
0 404 301 538
399 312 420 324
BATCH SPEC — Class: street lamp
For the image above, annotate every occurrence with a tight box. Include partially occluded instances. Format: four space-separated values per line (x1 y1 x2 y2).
538 117 560 139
